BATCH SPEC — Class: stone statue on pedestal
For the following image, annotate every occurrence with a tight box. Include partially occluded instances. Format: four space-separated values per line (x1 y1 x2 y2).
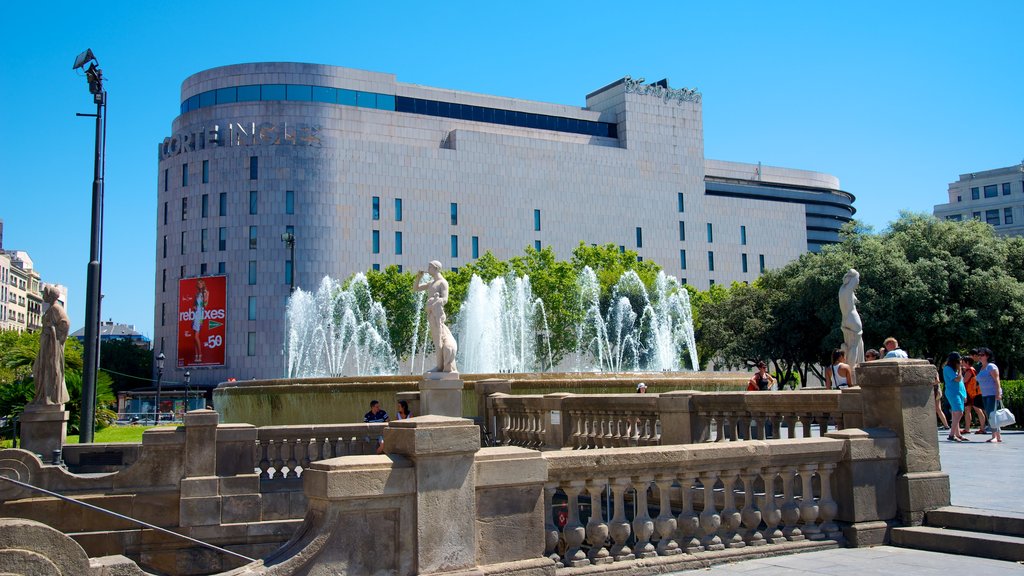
839 269 865 369
32 285 70 406
414 261 458 374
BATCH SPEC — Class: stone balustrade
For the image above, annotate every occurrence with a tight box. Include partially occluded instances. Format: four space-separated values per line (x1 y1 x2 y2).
490 388 864 449
541 438 845 568
254 423 384 479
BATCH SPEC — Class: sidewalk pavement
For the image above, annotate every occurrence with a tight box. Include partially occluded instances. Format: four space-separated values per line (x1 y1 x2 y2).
667 429 1024 575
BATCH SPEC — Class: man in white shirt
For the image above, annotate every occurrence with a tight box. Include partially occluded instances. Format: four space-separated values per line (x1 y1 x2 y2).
883 337 909 359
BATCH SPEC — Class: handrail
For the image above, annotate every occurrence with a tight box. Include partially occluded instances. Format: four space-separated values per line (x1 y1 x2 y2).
0 476 257 564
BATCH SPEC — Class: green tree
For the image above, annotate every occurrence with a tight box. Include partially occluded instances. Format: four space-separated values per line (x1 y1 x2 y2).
99 338 153 394
365 265 422 360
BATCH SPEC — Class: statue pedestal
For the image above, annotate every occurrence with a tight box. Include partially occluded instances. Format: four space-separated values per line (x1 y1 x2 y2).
419 373 464 418
20 404 69 459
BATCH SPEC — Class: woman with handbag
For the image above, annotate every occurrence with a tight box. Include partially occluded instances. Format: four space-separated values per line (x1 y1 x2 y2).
974 348 1003 443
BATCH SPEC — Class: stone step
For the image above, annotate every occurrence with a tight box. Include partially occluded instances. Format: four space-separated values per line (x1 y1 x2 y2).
925 505 1024 537
891 525 1024 562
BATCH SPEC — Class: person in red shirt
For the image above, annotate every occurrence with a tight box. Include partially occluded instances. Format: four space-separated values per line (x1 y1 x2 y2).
961 355 985 434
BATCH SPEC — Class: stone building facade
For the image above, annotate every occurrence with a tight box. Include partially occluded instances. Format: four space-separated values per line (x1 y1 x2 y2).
933 162 1024 236
154 63 855 384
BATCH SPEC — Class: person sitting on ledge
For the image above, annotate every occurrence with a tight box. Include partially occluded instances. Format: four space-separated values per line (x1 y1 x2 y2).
364 400 388 454
747 361 776 391
883 337 909 359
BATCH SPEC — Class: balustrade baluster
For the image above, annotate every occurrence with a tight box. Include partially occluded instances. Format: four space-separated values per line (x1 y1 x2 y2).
608 477 634 561
282 439 298 478
799 464 822 540
779 467 805 541
653 475 680 556
561 481 588 567
676 474 703 552
257 440 271 479
718 470 745 548
536 409 548 449
782 414 797 439
817 463 842 541
268 439 284 479
760 468 784 543
571 411 584 449
585 479 612 564
713 412 725 442
632 476 656 558
817 412 830 436
736 413 749 441
698 472 724 551
739 470 765 546
295 438 309 476
543 484 562 566
801 414 813 438
750 414 765 440
499 410 511 445
306 438 320 464
650 417 661 445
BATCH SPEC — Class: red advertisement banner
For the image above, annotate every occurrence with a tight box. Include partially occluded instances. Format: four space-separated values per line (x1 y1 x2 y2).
177 275 227 368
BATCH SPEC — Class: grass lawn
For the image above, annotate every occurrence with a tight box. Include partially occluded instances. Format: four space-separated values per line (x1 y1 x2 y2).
1 424 178 448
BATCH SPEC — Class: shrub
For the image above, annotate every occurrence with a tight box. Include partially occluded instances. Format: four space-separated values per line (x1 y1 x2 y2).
1001 380 1024 429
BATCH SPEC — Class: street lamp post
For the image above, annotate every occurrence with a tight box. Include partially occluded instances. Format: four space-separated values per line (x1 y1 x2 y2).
183 370 191 413
73 48 106 444
154 353 165 424
281 232 296 293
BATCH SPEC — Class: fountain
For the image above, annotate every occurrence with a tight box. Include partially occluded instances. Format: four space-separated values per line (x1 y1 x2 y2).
285 275 398 377
575 268 698 372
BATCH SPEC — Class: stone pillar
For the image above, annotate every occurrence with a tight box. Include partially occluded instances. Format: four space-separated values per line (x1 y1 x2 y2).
825 428 899 546
179 410 221 527
385 415 480 574
19 404 68 460
419 373 464 418
855 359 950 526
474 378 511 435
658 391 702 445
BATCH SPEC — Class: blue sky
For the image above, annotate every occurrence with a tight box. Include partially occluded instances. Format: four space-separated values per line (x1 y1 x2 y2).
1 1 1021 338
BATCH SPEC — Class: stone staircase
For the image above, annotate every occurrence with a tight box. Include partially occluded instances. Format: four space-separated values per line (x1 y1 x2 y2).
892 506 1024 562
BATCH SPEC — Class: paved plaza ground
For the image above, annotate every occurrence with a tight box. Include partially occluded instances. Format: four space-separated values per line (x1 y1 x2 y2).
669 429 1024 575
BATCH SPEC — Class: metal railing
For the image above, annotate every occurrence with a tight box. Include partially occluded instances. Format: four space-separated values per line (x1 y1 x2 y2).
0 475 257 565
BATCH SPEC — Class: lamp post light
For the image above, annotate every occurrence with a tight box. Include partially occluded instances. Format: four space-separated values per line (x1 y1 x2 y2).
154 352 165 425
73 48 106 444
281 232 296 293
184 370 191 413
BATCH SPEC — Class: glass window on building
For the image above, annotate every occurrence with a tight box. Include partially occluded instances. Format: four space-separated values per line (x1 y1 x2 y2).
163 169 168 192
472 236 479 259
247 332 256 356
972 211 981 220
677 192 684 213
201 229 208 253
636 227 643 248
162 235 167 258
1003 183 1012 196
161 303 165 327
534 240 541 251
759 254 766 273
971 187 980 200
740 225 747 245
248 296 257 321
396 231 403 255
678 221 685 242
162 269 166 292
984 185 998 198
286 191 295 215
1003 207 1013 225
680 249 687 270
395 198 403 221
372 230 380 254
986 209 1000 225
372 263 380 271
219 192 227 216
202 160 209 183
163 202 168 225
182 197 188 220
201 194 209 218
945 214 963 221
451 203 458 226
742 253 748 273
450 235 458 258
218 262 225 274
180 231 186 255
181 265 185 278
708 251 715 272
372 196 380 220
200 263 207 276
249 156 258 180
248 261 257 285
250 191 258 215
218 227 227 251
534 209 541 232
249 226 258 249
285 260 293 287
182 163 189 187
706 223 713 243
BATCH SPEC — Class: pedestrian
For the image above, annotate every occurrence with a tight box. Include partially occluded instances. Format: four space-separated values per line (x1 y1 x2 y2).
883 337 909 359
824 349 852 389
942 352 968 442
747 361 776 391
636 383 648 394
364 400 389 454
974 348 1004 443
396 400 412 420
961 353 986 435
864 348 881 362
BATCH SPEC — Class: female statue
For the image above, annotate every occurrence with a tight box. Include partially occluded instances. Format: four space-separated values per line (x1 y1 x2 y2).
413 261 458 373
32 285 71 406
